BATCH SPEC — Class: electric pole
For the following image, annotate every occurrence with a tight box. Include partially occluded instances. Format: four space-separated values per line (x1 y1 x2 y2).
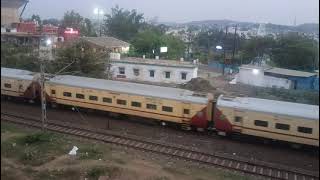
222 26 228 75
38 36 53 131
232 25 238 66
40 60 47 131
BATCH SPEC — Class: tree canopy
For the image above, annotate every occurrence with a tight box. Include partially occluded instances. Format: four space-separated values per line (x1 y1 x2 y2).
103 5 145 41
62 10 96 37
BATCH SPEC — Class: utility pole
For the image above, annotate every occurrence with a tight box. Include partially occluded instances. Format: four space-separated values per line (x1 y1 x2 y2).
222 26 228 75
232 25 237 63
38 37 52 131
40 60 47 131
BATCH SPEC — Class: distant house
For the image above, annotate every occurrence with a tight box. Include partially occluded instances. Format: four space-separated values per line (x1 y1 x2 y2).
236 65 318 90
110 56 198 84
80 36 130 53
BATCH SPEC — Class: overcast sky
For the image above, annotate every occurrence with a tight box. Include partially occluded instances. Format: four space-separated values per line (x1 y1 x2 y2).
22 0 319 25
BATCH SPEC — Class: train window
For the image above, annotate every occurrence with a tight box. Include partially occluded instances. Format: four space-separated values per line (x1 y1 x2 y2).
146 104 157 110
184 109 190 114
234 116 242 122
89 95 98 101
275 123 290 130
103 97 112 103
254 120 268 127
131 101 141 107
51 90 56 95
63 92 72 97
76 93 85 99
162 106 173 112
4 83 11 88
117 99 127 105
297 127 313 134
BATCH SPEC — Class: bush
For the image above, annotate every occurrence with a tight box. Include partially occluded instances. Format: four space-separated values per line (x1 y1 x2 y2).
22 132 53 144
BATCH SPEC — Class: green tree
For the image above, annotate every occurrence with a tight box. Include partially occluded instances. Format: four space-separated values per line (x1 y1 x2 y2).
50 41 106 78
130 29 185 60
240 36 275 63
31 14 41 24
42 18 60 26
270 33 318 71
62 11 97 37
103 5 145 41
1 43 39 71
62 10 83 30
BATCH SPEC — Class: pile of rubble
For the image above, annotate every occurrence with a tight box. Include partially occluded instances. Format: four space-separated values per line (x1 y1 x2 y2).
180 77 216 92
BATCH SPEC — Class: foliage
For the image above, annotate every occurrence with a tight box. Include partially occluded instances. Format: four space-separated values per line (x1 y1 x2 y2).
31 14 41 24
270 33 318 71
1 43 39 72
130 29 185 59
103 5 145 41
50 40 106 78
62 10 96 37
42 18 61 26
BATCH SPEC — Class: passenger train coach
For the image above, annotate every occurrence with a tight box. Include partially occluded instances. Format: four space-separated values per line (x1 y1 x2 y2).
1 67 319 147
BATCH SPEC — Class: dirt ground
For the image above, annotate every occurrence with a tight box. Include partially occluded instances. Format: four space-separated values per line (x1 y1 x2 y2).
1 122 252 180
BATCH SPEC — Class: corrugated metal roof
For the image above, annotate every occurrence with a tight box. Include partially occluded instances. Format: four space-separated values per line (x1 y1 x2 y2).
217 95 319 120
80 36 130 48
48 75 208 104
112 57 197 68
1 67 34 80
265 68 316 77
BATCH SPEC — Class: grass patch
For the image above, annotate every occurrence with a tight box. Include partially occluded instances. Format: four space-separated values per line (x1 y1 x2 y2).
77 145 104 160
147 176 171 180
86 166 122 180
34 169 80 180
1 131 69 166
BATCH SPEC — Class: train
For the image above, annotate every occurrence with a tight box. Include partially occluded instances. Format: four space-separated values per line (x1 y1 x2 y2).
1 67 319 147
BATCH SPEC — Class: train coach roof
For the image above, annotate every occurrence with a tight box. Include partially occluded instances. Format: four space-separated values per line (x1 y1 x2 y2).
48 75 209 104
217 95 319 120
1 67 34 80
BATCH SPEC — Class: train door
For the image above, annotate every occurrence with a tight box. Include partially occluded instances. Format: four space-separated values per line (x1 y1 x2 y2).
233 109 245 133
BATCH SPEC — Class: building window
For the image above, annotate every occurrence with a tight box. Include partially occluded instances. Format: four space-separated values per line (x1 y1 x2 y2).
76 93 85 99
119 67 125 75
165 71 171 79
298 127 313 134
181 72 187 80
51 90 56 95
146 104 157 110
254 120 268 127
4 83 11 88
149 70 155 77
133 69 140 76
162 106 173 112
131 101 141 107
234 116 242 123
103 97 112 103
89 95 98 101
183 109 190 114
275 123 290 130
63 92 72 97
117 99 127 105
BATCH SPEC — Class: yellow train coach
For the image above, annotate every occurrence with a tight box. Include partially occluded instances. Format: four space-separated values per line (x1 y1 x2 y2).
45 75 214 130
214 95 319 147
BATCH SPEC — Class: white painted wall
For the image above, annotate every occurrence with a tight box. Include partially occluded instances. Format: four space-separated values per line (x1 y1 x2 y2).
110 62 198 84
237 67 292 89
238 67 265 87
263 75 291 89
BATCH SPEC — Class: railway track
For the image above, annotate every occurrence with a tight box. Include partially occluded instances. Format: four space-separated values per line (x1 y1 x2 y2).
1 112 318 180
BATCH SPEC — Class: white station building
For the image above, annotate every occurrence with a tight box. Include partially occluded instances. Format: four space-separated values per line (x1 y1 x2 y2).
109 56 198 84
